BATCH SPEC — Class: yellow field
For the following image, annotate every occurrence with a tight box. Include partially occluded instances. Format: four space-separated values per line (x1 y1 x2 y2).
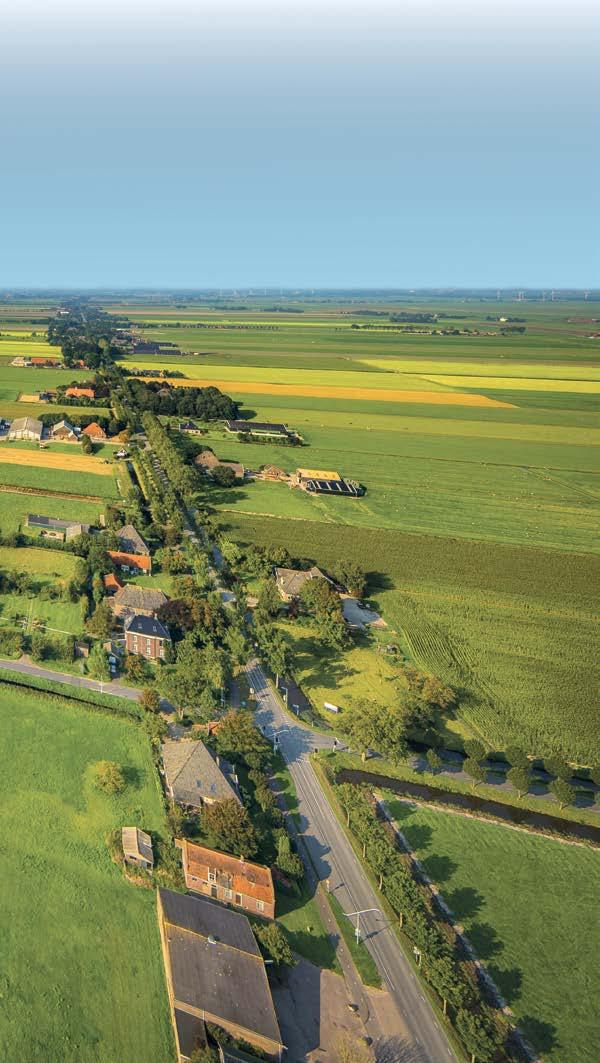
422 374 600 393
0 448 113 475
136 375 514 408
18 394 43 403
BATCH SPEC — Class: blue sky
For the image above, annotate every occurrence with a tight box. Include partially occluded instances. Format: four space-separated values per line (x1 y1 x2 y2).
1 0 598 287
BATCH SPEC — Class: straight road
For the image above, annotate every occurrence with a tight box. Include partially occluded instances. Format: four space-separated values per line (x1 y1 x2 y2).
0 655 142 702
247 658 455 1063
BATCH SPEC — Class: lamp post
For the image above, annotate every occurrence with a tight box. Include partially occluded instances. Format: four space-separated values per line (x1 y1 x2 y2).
343 907 380 945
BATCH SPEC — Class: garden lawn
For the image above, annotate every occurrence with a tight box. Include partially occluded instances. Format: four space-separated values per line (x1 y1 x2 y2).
0 684 173 1063
384 798 600 1063
0 491 104 535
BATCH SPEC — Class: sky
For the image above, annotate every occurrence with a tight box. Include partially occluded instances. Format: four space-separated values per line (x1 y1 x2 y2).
1 0 598 288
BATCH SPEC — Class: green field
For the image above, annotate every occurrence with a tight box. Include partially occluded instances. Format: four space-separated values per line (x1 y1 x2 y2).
385 798 600 1063
219 515 600 760
0 491 104 534
0 547 84 636
0 684 172 1063
0 462 119 500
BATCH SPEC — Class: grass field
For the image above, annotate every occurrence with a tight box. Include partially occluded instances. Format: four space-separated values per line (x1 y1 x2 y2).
219 515 600 760
0 491 104 534
0 547 84 636
385 797 600 1063
0 448 119 500
0 684 172 1063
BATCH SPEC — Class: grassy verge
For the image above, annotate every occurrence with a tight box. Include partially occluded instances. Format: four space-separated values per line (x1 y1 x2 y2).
0 667 141 718
327 891 382 988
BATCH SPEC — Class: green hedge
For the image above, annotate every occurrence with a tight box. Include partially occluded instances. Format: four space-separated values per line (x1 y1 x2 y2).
0 668 141 719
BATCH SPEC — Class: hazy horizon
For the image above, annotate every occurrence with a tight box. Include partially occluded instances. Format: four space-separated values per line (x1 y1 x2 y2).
1 0 598 288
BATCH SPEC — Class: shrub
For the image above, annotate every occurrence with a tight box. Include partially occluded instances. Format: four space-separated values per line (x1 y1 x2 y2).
93 760 126 794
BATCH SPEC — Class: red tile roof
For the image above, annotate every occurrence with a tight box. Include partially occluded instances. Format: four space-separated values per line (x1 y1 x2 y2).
108 550 152 572
179 840 275 907
66 386 95 398
82 421 106 439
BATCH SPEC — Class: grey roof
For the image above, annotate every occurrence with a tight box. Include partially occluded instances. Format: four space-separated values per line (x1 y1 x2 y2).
161 739 241 808
275 566 328 597
112 585 167 612
27 514 88 531
126 614 171 640
305 477 364 496
121 826 154 866
9 416 43 435
116 524 150 555
158 889 281 1047
52 419 76 434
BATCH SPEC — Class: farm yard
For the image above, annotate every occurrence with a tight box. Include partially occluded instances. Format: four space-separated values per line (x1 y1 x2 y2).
384 797 600 1063
0 684 173 1063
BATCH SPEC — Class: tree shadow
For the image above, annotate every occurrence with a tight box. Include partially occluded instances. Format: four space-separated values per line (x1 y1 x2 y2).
122 765 141 789
487 964 523 1005
466 922 504 960
400 822 433 852
443 885 484 920
519 1015 559 1055
421 853 457 885
376 1035 432 1063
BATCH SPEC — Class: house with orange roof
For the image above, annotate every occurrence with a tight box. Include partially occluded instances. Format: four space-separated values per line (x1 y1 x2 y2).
81 421 107 440
66 386 95 399
177 839 275 920
108 549 152 574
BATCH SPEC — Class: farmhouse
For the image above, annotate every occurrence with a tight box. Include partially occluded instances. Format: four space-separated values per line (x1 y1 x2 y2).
224 420 291 439
178 840 275 920
157 889 283 1061
116 523 150 555
122 826 154 871
7 416 43 441
108 549 152 574
26 514 91 541
111 584 168 619
195 450 245 480
275 565 330 602
81 421 107 440
31 356 61 366
125 614 172 660
51 419 78 441
178 419 202 434
10 357 31 367
161 739 241 810
65 386 95 399
259 464 289 482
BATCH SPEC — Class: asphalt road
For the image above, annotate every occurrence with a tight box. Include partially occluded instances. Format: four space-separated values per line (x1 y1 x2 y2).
0 655 143 700
247 659 455 1063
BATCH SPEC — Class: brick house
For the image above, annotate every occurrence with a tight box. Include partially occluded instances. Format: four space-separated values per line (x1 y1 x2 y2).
178 840 275 920
125 614 171 660
81 421 107 440
51 419 78 440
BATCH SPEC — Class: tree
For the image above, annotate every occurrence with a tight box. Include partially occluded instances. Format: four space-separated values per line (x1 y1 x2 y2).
550 778 576 809
507 766 530 797
203 799 257 858
88 643 111 681
216 710 271 770
212 464 237 487
254 922 294 968
140 687 161 713
505 745 529 770
463 758 486 788
189 1047 217 1063
275 833 304 880
256 578 281 617
589 764 600 787
426 748 443 774
124 653 149 683
341 699 408 763
455 1007 503 1063
464 739 486 761
425 954 471 1015
544 755 572 781
93 760 126 794
330 561 367 598
85 600 114 639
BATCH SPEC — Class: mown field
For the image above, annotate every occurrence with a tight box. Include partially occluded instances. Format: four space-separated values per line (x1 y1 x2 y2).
0 447 120 500
385 798 600 1063
0 491 104 534
0 684 172 1063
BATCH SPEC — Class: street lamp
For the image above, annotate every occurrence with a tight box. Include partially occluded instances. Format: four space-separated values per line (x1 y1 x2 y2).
343 907 380 945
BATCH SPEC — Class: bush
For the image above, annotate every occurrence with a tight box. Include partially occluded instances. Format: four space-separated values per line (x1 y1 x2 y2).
93 760 126 794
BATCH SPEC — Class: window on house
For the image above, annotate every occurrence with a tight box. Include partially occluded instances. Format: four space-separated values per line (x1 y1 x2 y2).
146 640 151 654
208 870 216 883
256 900 265 912
159 642 164 657
224 888 233 900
